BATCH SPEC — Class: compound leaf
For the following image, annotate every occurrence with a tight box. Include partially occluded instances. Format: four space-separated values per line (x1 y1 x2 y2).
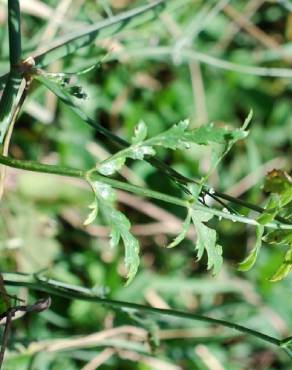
85 181 140 284
167 210 192 249
190 210 223 275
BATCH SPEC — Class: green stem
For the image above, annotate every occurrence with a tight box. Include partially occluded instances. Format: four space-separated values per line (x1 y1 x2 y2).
0 153 292 231
2 272 283 348
8 0 22 66
0 153 84 178
0 72 24 143
36 75 291 225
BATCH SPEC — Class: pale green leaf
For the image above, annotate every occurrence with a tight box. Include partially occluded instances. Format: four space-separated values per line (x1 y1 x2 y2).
150 119 190 149
129 145 156 160
83 200 98 226
270 248 292 282
167 210 192 248
257 196 279 225
188 183 203 201
190 210 223 275
200 112 251 179
238 225 264 271
98 157 126 176
185 123 248 145
89 181 140 283
132 120 148 144
97 118 248 177
263 230 292 246
281 186 292 207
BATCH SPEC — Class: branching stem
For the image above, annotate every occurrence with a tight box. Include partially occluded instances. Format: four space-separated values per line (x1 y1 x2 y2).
0 153 291 231
3 271 292 357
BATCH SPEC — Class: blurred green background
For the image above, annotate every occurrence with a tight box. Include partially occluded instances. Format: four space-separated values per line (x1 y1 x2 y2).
0 0 292 369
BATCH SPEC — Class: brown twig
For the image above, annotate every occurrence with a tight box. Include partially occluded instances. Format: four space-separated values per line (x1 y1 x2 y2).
0 297 51 369
214 0 265 52
223 4 281 50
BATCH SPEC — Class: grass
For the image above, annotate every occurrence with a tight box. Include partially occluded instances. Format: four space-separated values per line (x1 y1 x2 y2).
0 0 291 369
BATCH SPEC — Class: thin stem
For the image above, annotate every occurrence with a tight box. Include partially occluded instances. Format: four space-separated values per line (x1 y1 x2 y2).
2 272 284 349
36 75 291 225
0 72 24 143
0 311 12 370
0 153 291 231
0 153 84 178
0 77 27 199
8 0 22 66
213 189 292 225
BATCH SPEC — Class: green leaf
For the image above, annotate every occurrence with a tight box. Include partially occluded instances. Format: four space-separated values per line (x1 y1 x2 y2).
185 123 248 145
264 169 292 194
83 200 98 226
238 225 264 271
270 247 292 282
132 120 148 144
98 157 126 176
264 230 292 246
281 187 292 207
258 170 292 226
150 119 190 149
190 210 223 275
263 169 292 207
97 119 248 176
167 210 192 248
257 196 279 225
202 111 251 179
85 181 140 284
37 75 249 188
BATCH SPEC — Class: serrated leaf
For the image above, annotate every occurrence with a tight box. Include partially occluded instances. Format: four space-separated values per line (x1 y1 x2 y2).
97 119 190 176
190 210 223 275
188 183 203 201
150 119 190 149
270 247 292 282
129 145 156 160
88 181 140 283
97 118 248 177
264 169 292 194
132 120 148 144
102 205 140 284
264 169 292 207
98 157 126 176
257 196 279 225
238 225 264 271
83 200 98 226
167 210 191 248
185 124 248 145
280 187 292 207
202 113 251 179
258 170 292 226
263 230 292 246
